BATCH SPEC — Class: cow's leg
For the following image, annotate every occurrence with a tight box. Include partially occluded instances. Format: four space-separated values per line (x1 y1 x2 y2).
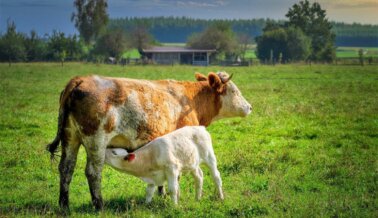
58 141 80 210
84 139 107 210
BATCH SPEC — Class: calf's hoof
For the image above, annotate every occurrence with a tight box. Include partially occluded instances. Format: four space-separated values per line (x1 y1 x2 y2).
158 186 166 196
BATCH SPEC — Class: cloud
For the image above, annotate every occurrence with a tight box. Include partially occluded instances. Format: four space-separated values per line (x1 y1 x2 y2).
1 0 56 8
176 0 228 8
316 0 378 9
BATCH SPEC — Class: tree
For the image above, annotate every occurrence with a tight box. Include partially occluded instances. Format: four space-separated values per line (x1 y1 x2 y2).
130 25 154 53
358 49 364 66
255 28 287 63
237 33 253 61
0 20 26 66
93 29 128 61
255 26 311 63
72 0 109 44
286 0 335 62
24 30 46 61
65 35 85 61
46 31 67 64
285 27 311 62
187 21 238 59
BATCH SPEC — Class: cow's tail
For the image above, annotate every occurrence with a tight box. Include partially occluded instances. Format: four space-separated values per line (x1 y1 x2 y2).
46 78 82 160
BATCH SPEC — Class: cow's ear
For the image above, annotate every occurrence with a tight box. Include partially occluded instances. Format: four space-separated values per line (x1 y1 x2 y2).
195 72 207 81
208 72 223 93
124 153 136 162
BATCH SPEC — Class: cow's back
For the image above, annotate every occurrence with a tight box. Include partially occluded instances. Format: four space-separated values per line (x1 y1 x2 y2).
67 75 196 151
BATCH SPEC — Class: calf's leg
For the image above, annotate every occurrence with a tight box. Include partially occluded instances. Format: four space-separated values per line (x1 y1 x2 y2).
192 167 203 200
158 186 165 196
166 168 180 204
205 156 224 200
145 184 156 203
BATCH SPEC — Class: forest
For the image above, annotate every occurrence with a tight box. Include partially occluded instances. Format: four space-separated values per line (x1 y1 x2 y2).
109 17 378 47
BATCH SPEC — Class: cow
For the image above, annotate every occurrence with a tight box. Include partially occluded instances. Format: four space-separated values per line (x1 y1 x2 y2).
46 72 251 210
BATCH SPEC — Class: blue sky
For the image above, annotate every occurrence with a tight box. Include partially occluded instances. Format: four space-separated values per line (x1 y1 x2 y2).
0 0 377 35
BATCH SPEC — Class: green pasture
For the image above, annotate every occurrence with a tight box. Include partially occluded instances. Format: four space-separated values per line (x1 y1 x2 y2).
122 49 141 59
0 63 377 217
336 47 378 58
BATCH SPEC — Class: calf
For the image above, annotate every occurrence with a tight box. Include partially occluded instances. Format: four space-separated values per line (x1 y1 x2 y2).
105 126 224 204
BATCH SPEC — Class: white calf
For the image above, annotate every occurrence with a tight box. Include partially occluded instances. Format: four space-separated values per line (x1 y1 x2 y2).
105 126 224 204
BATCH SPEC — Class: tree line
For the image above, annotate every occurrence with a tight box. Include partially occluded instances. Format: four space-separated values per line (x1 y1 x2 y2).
0 21 85 66
109 17 378 47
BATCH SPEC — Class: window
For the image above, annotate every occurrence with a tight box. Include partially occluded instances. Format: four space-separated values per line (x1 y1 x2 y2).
193 53 207 61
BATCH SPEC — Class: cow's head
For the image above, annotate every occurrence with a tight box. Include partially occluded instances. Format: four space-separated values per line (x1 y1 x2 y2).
195 72 252 118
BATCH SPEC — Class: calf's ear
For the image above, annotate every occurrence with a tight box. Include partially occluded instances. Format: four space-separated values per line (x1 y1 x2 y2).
124 153 136 162
208 72 223 93
195 72 207 81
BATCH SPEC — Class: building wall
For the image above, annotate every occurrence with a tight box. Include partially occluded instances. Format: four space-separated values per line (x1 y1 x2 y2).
152 53 180 64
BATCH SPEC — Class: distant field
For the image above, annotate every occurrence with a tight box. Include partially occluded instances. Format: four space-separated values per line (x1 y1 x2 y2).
336 47 378 58
0 63 377 217
122 49 140 59
162 43 186 47
123 45 378 60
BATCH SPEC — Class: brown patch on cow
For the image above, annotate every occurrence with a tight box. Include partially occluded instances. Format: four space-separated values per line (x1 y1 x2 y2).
195 72 207 81
208 72 226 93
134 83 173 142
179 79 223 127
104 115 115 133
62 76 122 136
108 79 129 105
63 76 100 135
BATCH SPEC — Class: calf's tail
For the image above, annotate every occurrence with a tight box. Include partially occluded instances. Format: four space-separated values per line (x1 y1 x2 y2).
46 78 82 160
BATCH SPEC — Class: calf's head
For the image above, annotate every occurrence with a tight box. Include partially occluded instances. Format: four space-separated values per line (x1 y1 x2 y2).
195 72 252 118
105 148 135 168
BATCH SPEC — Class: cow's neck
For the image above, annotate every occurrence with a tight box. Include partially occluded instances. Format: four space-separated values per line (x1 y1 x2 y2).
183 81 222 127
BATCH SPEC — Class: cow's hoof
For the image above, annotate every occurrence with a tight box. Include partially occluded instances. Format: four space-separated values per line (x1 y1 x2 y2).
93 198 104 211
59 197 69 211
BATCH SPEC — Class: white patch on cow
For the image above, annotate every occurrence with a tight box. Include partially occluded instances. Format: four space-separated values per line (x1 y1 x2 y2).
215 80 252 120
93 75 114 90
115 77 158 89
107 90 148 150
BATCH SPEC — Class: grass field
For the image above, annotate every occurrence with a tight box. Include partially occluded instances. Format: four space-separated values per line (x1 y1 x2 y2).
0 63 377 217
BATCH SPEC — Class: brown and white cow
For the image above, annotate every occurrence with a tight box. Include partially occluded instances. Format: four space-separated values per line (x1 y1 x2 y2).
46 72 251 210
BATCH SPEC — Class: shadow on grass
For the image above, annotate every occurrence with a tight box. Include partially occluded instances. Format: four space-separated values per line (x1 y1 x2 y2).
0 201 55 216
1 196 172 216
74 195 172 214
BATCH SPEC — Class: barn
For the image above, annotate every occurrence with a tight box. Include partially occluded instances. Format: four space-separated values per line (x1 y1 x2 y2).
142 46 216 66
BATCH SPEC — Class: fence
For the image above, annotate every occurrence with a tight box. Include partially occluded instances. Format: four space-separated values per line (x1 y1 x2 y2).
103 57 378 66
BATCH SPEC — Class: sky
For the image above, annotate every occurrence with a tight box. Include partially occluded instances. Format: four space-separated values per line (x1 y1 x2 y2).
0 0 377 35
